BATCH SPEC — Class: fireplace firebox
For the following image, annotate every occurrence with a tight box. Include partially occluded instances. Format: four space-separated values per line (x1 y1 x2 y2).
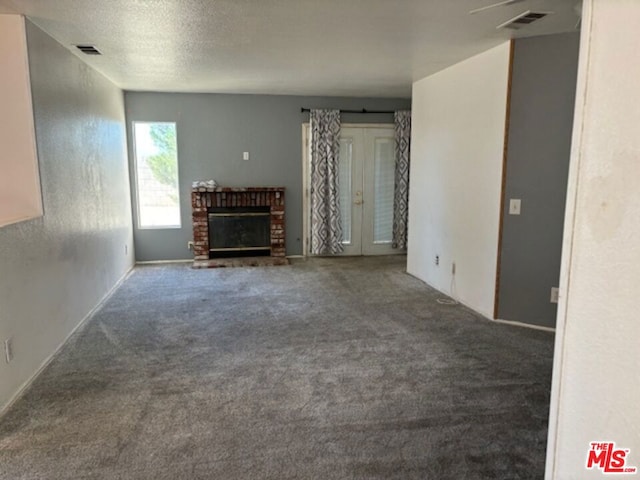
208 207 271 257
191 186 285 261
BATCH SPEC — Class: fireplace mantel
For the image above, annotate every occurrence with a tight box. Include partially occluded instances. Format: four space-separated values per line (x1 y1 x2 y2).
193 186 286 193
191 186 285 260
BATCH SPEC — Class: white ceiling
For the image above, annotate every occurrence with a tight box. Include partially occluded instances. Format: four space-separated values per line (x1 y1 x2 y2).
0 0 581 97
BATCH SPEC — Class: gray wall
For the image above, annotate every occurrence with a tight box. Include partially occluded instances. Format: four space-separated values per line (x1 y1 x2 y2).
0 22 134 411
497 33 580 328
124 93 410 261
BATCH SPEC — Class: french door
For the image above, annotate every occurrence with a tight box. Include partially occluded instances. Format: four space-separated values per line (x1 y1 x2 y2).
304 124 400 256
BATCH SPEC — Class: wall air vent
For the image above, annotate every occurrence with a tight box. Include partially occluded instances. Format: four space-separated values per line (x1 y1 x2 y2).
75 45 101 55
497 10 551 29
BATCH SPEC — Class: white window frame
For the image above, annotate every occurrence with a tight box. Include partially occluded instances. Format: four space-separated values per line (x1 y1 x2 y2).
132 121 182 230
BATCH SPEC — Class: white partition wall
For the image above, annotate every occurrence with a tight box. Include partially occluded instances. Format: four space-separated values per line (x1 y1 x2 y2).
0 15 42 227
0 19 134 413
545 1 640 478
407 42 511 318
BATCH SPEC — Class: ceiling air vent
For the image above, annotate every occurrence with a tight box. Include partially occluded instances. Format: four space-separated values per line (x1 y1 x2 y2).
497 10 551 29
75 45 101 55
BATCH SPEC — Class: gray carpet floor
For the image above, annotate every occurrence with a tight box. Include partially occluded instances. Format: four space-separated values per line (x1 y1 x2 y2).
0 256 554 479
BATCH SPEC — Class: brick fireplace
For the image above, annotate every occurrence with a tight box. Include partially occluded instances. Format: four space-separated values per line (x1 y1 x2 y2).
191 186 285 260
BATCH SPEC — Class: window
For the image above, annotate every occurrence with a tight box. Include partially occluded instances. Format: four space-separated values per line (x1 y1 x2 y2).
132 122 181 228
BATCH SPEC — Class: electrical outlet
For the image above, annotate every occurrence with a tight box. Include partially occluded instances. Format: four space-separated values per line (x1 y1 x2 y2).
5 338 13 363
452 262 456 275
435 255 439 266
243 151 250 161
550 287 559 304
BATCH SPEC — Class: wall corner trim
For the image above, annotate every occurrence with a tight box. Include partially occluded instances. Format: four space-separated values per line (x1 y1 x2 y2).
493 39 516 320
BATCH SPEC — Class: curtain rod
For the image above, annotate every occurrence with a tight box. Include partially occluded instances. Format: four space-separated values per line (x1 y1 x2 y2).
300 108 398 114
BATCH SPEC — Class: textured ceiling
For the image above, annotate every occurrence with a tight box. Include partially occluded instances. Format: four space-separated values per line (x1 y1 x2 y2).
0 0 581 97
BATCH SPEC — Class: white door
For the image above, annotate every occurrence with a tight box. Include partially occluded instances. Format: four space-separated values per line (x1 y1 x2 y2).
337 127 364 255
305 124 400 256
361 127 398 255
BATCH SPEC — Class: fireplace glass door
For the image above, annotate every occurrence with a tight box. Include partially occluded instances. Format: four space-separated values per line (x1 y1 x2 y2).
208 207 270 257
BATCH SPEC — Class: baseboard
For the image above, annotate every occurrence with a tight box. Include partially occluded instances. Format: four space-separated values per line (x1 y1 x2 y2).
0 264 135 417
405 271 555 333
136 259 193 265
406 272 494 320
493 318 556 333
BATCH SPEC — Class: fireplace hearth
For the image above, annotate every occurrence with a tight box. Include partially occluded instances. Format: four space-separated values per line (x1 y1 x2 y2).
191 186 285 262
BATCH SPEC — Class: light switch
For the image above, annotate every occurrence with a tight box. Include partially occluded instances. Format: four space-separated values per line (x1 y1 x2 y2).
509 199 521 215
243 152 250 161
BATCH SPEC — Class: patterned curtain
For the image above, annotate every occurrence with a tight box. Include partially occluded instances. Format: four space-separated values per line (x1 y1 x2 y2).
392 110 411 249
310 109 344 255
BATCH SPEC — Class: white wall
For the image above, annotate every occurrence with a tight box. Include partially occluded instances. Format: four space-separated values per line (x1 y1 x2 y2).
546 1 640 478
0 15 42 226
407 42 511 318
0 19 134 413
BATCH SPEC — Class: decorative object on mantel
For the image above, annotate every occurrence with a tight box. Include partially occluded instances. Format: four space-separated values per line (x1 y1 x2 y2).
301 107 400 114
191 186 287 268
192 179 218 190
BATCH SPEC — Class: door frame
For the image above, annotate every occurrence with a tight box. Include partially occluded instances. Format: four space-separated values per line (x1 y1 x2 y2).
301 122 395 257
